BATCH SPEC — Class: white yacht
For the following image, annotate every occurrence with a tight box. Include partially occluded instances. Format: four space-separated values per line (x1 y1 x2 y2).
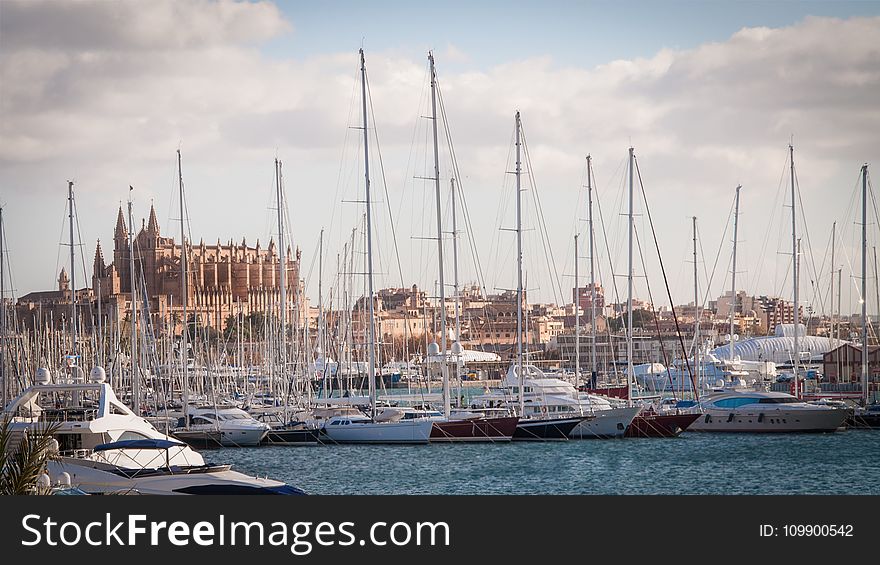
320 413 433 444
471 364 638 439
2 367 303 494
171 406 270 448
687 389 848 432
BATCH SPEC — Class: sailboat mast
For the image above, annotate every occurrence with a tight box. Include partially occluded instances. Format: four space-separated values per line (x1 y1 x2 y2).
276 158 289 418
359 49 377 420
587 155 597 383
177 149 189 425
790 144 799 397
127 197 139 414
862 164 869 406
574 234 580 387
0 206 5 406
729 185 741 362
318 228 325 384
830 221 836 349
428 52 450 419
693 216 700 389
515 112 525 418
627 147 634 406
68 181 78 363
451 178 463 394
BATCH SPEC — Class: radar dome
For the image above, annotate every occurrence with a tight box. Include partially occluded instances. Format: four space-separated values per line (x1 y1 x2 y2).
451 342 463 355
89 366 107 383
427 342 440 356
37 473 51 490
34 368 52 385
57 472 71 487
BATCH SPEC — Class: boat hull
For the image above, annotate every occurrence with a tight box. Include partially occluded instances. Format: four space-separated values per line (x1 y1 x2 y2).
513 417 584 441
262 428 321 445
49 459 305 495
569 406 640 439
430 416 518 442
625 412 701 438
688 408 847 432
172 427 267 448
846 412 880 429
320 419 433 444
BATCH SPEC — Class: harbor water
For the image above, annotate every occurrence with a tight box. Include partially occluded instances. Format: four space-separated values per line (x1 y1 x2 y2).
203 430 880 495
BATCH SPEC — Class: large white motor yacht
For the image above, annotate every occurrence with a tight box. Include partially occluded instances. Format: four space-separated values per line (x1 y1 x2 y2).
2 367 303 494
471 364 638 438
687 389 848 433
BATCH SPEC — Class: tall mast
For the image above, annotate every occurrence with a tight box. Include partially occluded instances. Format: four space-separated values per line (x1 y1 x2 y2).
68 181 78 364
428 52 450 419
451 178 463 399
729 185 741 362
693 216 700 390
177 149 189 425
318 227 325 382
574 233 580 387
127 196 139 414
830 221 836 349
0 206 5 406
515 112 525 418
276 158 288 418
587 155 597 384
359 48 377 420
862 164 869 406
790 144 799 397
627 147 634 406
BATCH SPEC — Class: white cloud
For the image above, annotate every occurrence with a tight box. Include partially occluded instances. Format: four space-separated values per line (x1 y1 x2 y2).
0 3 878 315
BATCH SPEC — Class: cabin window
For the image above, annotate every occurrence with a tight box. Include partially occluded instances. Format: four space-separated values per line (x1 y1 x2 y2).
119 431 150 441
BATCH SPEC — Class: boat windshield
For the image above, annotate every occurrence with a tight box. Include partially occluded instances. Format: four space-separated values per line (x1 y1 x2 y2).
758 397 799 404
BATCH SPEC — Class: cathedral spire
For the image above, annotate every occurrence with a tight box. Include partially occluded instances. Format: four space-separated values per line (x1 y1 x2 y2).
93 239 106 278
147 203 160 235
115 206 127 239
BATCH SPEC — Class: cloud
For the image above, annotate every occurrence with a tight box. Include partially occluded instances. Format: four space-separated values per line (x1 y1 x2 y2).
0 3 878 313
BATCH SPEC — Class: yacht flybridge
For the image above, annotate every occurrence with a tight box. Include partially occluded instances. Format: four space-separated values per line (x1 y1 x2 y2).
2 367 304 494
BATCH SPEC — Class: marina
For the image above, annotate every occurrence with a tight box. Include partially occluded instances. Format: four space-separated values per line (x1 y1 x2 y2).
1 2 879 500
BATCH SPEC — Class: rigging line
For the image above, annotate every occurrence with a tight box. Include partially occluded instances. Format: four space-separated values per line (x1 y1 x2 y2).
71 191 98 330
592 160 626 372
696 203 731 312
365 67 408 296
633 155 697 396
793 165 825 318
633 223 677 397
751 152 790 293
520 122 563 305
326 61 362 270
593 159 624 308
436 79 489 298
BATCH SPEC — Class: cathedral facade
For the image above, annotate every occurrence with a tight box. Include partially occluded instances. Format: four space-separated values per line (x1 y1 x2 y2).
91 204 304 333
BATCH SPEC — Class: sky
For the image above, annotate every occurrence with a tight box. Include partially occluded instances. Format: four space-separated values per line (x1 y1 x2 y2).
1 0 879 317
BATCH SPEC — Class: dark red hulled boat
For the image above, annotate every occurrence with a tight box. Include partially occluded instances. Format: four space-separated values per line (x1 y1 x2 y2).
625 411 701 438
430 416 519 442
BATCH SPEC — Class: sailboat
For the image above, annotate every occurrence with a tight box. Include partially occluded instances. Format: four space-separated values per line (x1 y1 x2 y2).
319 49 433 444
410 51 518 442
846 163 880 429
497 111 586 441
254 159 320 445
567 154 642 438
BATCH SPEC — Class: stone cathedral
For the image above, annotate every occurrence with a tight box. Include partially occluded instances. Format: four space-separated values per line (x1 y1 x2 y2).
91 204 304 332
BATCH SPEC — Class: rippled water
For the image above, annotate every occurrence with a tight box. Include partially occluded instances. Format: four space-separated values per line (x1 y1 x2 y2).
203 430 880 495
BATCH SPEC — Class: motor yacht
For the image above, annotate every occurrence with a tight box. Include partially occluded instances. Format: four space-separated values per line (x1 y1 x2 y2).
687 389 848 432
2 367 303 494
